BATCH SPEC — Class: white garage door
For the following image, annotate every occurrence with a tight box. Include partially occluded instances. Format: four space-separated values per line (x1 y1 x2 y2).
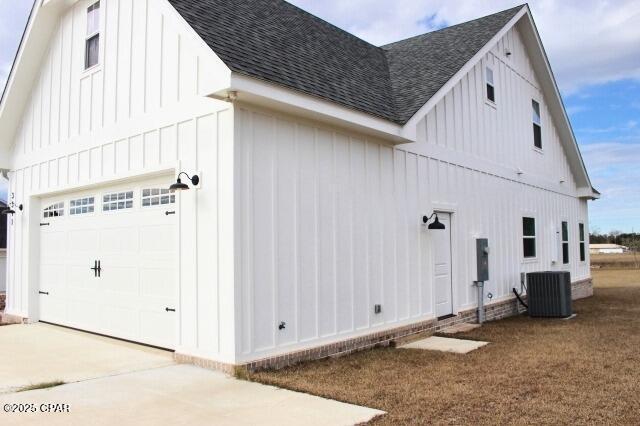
39 175 178 349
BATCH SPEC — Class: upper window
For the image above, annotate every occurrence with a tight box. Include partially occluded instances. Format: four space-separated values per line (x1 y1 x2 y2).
562 221 569 264
486 67 495 103
523 217 536 258
142 188 176 207
43 202 64 218
70 197 95 215
103 191 133 211
579 223 586 262
85 2 100 69
532 100 542 149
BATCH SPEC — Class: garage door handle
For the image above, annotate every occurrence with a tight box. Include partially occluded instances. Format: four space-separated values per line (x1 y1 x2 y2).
40 222 50 227
39 291 49 295
165 307 176 312
165 210 176 216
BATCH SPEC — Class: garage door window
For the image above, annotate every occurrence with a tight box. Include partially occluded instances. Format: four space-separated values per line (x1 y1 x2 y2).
43 202 65 218
142 188 175 207
70 197 95 215
102 191 134 211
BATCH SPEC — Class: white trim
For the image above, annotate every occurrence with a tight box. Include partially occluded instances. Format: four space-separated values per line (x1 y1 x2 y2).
217 73 409 145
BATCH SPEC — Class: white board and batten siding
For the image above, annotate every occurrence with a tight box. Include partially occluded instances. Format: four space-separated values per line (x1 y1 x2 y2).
5 0 236 362
234 24 590 361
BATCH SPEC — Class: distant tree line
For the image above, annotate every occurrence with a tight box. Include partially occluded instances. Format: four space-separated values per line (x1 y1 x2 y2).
590 230 640 252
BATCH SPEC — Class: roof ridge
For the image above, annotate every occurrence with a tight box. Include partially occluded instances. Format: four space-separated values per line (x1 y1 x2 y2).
381 4 526 49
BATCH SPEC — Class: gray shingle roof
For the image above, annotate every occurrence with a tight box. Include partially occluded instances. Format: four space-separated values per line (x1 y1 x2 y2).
168 0 524 124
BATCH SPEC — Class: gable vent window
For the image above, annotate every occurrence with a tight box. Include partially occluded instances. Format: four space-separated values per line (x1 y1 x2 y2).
579 223 586 262
486 66 495 103
142 188 176 207
522 217 536 258
85 1 100 69
103 191 134 212
561 221 569 264
43 202 65 218
532 100 542 149
70 197 95 215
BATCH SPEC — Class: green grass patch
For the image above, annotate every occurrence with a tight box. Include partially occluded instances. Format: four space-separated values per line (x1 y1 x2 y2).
18 380 65 392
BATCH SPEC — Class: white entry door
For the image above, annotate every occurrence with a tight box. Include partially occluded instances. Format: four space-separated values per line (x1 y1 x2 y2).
433 213 453 317
39 175 178 349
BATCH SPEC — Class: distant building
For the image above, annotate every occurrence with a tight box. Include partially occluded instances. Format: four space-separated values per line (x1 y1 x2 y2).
590 244 628 254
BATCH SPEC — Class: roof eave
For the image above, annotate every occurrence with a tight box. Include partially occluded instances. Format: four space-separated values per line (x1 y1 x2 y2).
213 73 411 145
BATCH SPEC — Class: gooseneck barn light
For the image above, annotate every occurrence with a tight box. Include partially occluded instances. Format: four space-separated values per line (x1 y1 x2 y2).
169 172 200 192
423 212 446 230
1 208 16 215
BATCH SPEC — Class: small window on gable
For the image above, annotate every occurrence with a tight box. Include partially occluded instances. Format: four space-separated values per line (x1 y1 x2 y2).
102 191 134 211
44 202 65 218
561 221 569 264
523 217 536 258
142 188 176 207
85 2 100 69
486 66 495 103
70 197 95 215
532 100 542 149
579 223 586 262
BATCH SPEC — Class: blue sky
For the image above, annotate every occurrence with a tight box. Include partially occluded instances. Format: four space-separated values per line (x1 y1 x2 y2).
1 0 639 233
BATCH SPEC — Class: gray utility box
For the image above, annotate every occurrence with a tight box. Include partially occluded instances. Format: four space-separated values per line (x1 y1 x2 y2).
526 271 572 318
476 239 489 282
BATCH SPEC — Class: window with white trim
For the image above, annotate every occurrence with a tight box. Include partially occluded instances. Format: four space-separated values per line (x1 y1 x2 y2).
486 66 495 103
85 2 100 69
70 197 95 215
532 99 542 149
141 188 175 207
43 202 64 218
523 217 536 258
579 223 586 262
102 191 134 211
562 221 569 264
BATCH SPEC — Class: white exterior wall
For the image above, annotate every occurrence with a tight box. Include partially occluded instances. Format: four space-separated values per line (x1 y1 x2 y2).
234 25 590 361
4 0 236 362
0 251 6 293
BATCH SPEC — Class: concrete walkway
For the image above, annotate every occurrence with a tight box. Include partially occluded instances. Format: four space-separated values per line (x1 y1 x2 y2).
0 323 384 425
399 336 489 354
0 323 174 394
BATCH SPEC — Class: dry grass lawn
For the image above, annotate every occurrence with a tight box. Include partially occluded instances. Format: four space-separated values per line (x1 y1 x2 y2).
591 252 640 269
250 269 640 424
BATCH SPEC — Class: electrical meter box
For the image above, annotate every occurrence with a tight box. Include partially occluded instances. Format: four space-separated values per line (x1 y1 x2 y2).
476 238 489 282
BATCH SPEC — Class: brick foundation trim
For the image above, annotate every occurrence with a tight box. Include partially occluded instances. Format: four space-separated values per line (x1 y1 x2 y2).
0 292 5 312
571 278 593 300
232 278 593 373
174 353 236 376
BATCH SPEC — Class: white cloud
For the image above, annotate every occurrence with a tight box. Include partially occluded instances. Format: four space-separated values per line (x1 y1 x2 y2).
288 0 640 94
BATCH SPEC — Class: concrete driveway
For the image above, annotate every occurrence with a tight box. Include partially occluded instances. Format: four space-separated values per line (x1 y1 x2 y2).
0 324 383 425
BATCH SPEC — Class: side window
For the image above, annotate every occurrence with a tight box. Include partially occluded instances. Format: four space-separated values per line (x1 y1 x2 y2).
532 100 542 149
43 202 65 218
85 2 100 69
141 188 176 207
523 217 536 258
102 191 134 211
562 221 569 264
70 197 95 215
579 223 586 262
486 66 495 103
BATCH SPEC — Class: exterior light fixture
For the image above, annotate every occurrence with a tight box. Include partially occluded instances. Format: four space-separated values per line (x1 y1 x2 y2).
169 172 200 192
1 208 16 215
423 213 446 230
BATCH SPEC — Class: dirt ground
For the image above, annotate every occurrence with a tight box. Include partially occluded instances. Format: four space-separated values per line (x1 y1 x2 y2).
250 269 640 425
